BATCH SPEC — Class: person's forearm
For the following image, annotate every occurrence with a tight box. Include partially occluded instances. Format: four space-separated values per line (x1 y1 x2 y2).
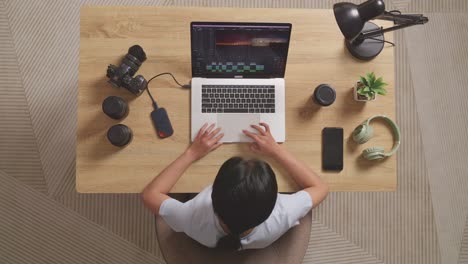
142 151 195 195
272 147 325 189
142 123 223 215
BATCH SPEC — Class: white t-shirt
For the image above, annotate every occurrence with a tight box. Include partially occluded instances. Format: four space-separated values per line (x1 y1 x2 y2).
159 185 313 249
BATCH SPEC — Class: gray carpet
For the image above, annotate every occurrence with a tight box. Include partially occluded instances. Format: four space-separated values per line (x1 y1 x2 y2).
405 13 468 264
461 217 468 264
0 0 467 263
0 170 164 264
0 0 47 194
304 220 384 264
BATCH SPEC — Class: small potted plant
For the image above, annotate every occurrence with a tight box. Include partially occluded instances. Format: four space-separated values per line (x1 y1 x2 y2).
354 72 388 102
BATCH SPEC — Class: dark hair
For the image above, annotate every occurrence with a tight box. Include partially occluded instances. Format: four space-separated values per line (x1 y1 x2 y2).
212 157 278 250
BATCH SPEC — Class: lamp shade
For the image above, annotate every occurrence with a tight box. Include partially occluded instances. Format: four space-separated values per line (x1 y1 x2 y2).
333 0 385 41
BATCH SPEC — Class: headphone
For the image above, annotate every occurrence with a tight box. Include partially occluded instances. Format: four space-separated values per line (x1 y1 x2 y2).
352 115 401 161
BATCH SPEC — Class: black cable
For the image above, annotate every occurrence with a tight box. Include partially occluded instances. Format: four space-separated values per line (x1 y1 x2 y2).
146 86 158 109
145 72 189 110
147 72 185 88
367 37 395 46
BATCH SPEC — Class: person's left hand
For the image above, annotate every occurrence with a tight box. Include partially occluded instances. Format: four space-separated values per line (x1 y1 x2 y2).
185 123 224 161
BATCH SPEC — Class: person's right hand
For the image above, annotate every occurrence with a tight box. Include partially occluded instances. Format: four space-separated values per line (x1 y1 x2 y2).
242 123 283 158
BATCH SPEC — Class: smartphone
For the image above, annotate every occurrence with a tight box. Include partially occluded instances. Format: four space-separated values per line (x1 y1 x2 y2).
322 127 344 171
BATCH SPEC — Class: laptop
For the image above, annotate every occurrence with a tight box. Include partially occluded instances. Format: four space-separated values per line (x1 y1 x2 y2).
190 22 292 142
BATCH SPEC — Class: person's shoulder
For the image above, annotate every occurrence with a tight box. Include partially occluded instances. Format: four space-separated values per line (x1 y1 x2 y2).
241 191 313 249
190 185 213 206
276 191 313 210
264 191 313 227
184 185 220 247
183 184 217 226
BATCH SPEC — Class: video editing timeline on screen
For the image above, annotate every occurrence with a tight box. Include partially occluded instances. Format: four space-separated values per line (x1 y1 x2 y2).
206 62 265 73
191 23 291 77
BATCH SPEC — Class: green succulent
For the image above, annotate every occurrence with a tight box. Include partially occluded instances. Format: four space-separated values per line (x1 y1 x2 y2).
357 72 388 99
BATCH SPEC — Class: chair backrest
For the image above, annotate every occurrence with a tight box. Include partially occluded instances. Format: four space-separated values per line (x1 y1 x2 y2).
155 212 312 264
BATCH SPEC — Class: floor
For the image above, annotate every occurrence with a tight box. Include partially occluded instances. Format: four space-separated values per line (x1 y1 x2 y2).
1 0 467 263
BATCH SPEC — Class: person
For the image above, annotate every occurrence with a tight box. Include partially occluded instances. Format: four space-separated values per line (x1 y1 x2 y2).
142 122 329 250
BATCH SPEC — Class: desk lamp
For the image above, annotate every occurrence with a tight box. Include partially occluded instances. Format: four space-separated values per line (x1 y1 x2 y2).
333 0 428 60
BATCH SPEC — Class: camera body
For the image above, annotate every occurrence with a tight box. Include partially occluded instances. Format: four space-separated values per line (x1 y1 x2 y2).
106 45 148 96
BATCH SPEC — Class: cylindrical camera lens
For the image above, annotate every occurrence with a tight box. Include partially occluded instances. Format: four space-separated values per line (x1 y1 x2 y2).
312 84 336 107
102 96 129 120
107 124 132 147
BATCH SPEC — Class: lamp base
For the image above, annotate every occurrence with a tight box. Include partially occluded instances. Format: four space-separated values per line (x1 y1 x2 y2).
346 22 385 61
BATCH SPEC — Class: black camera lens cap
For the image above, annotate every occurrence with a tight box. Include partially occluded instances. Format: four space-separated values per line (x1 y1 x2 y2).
102 96 129 120
107 124 132 147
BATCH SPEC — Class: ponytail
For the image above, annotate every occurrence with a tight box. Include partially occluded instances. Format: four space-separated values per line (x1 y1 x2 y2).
216 233 242 250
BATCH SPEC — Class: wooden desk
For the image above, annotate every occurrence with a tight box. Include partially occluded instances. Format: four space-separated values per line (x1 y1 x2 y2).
78 7 395 193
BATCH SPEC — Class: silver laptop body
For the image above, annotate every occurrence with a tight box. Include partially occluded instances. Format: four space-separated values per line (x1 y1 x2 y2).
190 22 292 142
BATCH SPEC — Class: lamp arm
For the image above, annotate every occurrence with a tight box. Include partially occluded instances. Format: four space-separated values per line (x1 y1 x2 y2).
377 11 428 24
356 11 428 40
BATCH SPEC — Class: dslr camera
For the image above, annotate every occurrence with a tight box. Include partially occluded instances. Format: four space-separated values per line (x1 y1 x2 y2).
106 45 148 96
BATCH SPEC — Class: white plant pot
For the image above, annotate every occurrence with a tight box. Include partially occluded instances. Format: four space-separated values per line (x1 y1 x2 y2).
354 81 376 102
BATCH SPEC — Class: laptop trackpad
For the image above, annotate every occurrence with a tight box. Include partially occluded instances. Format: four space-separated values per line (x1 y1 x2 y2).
217 114 260 142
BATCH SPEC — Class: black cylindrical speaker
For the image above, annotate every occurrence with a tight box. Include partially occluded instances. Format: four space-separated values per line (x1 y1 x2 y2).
313 84 336 106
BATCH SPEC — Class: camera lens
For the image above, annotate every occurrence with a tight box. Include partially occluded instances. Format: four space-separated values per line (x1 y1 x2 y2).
107 124 132 147
102 96 129 120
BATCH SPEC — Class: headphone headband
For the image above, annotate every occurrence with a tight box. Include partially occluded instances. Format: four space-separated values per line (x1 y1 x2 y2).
364 115 401 157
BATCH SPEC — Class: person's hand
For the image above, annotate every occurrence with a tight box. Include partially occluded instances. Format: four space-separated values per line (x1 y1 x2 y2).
185 123 224 161
242 123 283 158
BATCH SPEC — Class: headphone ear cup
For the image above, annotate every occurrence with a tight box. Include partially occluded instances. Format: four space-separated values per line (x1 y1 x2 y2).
353 124 373 144
362 147 386 160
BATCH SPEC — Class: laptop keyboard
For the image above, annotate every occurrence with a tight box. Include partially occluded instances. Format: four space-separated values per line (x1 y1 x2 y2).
201 85 275 113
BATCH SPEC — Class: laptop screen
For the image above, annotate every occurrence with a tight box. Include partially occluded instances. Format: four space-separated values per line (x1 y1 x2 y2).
191 22 292 79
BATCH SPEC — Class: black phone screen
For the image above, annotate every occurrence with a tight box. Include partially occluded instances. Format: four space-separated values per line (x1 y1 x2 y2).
322 127 344 171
